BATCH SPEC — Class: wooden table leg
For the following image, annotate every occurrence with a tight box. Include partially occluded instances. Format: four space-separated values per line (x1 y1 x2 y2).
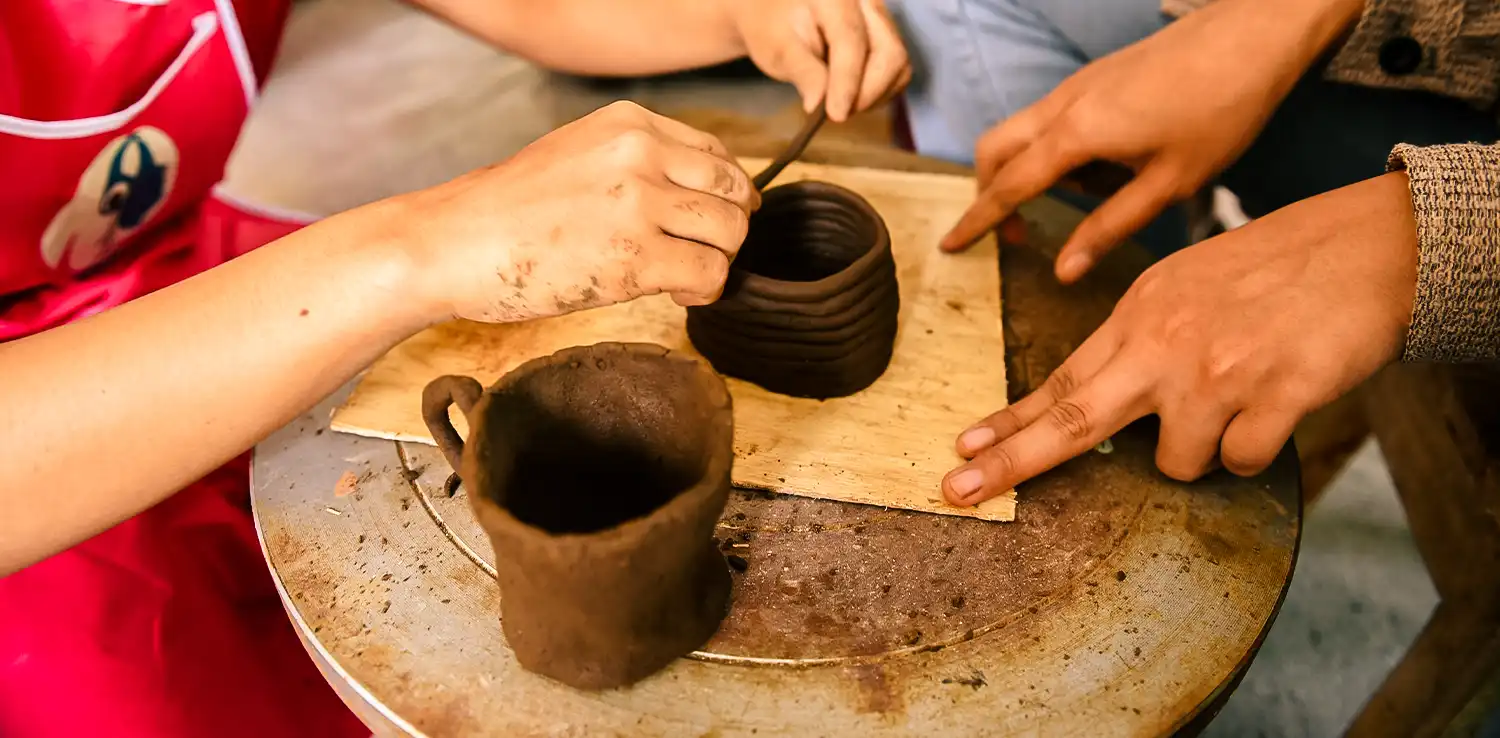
1348 362 1500 737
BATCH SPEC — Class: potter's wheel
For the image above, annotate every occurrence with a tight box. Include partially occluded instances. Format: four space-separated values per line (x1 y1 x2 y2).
252 195 1299 737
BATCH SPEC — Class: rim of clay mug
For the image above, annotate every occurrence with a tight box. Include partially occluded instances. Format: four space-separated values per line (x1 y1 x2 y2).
464 342 734 551
725 180 892 304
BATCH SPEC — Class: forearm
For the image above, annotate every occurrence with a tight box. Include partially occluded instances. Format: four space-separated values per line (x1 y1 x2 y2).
1163 0 1366 73
0 200 433 574
410 0 745 77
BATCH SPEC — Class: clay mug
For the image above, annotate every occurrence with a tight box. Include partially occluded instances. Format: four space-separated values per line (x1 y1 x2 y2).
421 342 734 690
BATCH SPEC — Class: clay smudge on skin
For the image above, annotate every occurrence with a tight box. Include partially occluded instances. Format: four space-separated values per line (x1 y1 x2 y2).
712 165 738 197
612 237 643 256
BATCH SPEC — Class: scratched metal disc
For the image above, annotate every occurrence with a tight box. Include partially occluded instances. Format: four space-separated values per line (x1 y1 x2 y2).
253 196 1300 737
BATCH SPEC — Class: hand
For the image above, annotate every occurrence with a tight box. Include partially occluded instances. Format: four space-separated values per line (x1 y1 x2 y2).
940 0 1364 283
395 101 758 324
941 173 1418 506
727 0 910 122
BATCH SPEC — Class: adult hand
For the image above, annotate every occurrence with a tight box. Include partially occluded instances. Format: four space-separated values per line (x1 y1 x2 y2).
727 0 911 122
940 0 1365 283
396 101 757 324
941 173 1418 506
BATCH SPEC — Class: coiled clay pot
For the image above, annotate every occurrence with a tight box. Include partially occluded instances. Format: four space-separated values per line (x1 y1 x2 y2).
421 342 734 690
686 180 899 399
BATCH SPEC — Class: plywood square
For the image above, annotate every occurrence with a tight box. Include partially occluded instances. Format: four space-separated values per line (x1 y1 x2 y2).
330 159 1015 520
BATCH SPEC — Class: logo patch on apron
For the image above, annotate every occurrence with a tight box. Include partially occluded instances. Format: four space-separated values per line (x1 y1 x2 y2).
40 126 180 271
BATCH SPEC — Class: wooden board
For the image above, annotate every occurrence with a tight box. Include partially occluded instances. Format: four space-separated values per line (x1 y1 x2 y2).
330 158 1015 520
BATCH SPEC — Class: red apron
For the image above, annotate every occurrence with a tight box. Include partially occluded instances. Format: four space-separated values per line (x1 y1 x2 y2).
0 2 365 736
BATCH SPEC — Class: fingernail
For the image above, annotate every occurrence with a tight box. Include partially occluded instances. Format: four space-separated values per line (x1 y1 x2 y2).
947 468 984 500
958 426 996 454
1059 253 1092 281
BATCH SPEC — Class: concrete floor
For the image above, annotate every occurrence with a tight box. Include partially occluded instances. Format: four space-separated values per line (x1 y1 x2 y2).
223 1 1441 734
1201 441 1436 737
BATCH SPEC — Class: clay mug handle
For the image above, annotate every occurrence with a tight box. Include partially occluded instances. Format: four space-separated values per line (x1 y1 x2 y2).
421 375 484 495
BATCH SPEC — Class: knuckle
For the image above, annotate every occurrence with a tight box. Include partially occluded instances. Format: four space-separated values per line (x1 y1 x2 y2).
1220 442 1275 477
1043 365 1081 400
1128 265 1166 301
610 128 656 166
602 100 648 120
700 131 730 155
984 410 1024 439
700 248 731 288
615 176 650 209
1156 452 1209 482
977 444 1019 482
723 203 750 246
890 44 910 67
1046 399 1093 442
1053 112 1089 142
710 162 747 199
977 123 1023 157
1202 350 1241 385
1167 173 1201 202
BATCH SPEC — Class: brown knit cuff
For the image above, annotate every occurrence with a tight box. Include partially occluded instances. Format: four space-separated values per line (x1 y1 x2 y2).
1387 142 1500 362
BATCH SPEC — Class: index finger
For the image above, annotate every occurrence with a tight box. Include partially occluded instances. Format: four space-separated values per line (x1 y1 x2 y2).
853 0 909 112
973 90 1073 190
942 131 1091 251
813 0 870 121
941 361 1150 506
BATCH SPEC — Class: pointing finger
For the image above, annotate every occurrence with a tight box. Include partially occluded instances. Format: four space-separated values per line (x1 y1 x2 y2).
943 130 1091 251
943 360 1149 506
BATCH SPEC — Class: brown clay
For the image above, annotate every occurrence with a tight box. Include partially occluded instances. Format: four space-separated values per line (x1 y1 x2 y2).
686 179 900 399
421 342 734 690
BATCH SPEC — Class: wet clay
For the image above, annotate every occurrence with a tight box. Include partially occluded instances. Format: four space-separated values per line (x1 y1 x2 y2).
686 179 899 399
421 343 734 690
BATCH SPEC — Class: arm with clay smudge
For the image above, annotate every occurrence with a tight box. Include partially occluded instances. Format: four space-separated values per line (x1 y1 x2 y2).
0 102 753 576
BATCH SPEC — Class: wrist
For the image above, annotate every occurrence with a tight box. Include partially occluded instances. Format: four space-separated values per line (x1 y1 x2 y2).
317 196 449 335
1281 0 1366 65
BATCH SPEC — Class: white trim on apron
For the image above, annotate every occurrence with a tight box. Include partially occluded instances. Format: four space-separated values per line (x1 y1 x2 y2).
0 1 258 140
214 0 259 111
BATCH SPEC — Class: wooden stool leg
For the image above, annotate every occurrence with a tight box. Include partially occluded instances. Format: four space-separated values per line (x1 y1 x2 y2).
1351 363 1500 736
1293 389 1371 508
1344 601 1500 738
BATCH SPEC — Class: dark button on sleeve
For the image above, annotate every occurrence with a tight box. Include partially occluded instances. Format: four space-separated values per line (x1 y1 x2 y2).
1378 36 1424 76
